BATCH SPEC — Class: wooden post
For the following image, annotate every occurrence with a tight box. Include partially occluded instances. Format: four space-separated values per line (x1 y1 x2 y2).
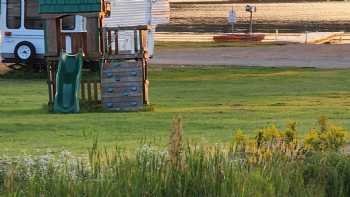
139 30 144 52
114 31 119 55
134 30 139 54
94 81 98 101
52 62 57 102
47 63 54 110
103 29 108 55
42 15 61 111
107 30 112 54
44 18 61 56
87 82 92 101
86 16 100 59
46 58 58 111
81 82 86 101
140 30 149 105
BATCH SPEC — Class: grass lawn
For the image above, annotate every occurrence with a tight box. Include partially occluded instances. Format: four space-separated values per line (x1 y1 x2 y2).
1 66 350 155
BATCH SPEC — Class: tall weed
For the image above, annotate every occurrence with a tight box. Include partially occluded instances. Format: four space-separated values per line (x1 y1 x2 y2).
0 117 349 197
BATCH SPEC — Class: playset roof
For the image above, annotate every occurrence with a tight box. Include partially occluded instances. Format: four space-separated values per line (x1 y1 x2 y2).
38 0 101 14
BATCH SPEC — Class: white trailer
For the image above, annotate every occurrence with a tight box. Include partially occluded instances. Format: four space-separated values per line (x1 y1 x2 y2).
0 0 86 63
0 0 169 64
104 0 170 57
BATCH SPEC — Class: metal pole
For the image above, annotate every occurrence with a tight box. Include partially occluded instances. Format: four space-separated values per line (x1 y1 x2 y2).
249 11 253 34
231 6 234 33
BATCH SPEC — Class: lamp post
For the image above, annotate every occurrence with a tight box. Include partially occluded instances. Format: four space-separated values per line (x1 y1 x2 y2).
245 5 256 34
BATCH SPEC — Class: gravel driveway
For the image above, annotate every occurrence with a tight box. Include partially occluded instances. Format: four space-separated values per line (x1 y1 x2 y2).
2 44 350 69
152 44 350 68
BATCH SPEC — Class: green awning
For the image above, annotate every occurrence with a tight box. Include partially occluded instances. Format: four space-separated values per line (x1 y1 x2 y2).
39 0 101 14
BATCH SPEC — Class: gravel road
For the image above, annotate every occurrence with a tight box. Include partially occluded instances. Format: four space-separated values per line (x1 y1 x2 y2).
152 44 350 68
2 44 350 70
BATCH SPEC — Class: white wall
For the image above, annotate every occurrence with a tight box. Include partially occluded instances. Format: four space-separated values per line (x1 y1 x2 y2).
104 0 170 57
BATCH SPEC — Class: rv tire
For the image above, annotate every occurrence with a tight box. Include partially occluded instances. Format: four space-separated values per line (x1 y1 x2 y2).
14 41 36 63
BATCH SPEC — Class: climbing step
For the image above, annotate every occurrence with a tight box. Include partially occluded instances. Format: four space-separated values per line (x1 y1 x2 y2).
101 60 145 112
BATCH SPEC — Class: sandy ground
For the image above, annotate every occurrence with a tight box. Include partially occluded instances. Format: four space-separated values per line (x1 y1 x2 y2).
162 2 350 32
152 44 350 68
170 2 350 24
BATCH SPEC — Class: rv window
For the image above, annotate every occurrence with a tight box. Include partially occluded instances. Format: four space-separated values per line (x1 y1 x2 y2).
61 16 75 30
25 0 44 29
6 0 21 29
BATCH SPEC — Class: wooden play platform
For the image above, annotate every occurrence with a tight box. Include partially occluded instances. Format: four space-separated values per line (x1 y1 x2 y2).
101 26 150 111
39 0 150 112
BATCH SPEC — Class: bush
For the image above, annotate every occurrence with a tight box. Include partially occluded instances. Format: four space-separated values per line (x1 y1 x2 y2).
304 117 347 152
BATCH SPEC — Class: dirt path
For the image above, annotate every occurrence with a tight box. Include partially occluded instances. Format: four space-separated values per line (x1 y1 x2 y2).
152 44 350 68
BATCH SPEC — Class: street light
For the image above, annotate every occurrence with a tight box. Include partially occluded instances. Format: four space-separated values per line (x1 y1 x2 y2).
245 5 256 34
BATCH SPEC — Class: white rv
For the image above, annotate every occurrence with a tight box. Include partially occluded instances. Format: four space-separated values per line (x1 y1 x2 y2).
0 0 169 64
0 0 86 63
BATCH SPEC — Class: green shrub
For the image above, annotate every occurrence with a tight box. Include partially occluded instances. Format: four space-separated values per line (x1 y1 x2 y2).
304 117 347 152
303 152 350 197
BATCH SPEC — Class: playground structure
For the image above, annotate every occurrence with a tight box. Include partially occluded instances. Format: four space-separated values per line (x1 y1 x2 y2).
39 0 152 112
0 0 169 71
101 26 150 111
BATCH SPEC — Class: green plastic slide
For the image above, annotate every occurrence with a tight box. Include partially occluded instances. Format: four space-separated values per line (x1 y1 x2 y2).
53 52 83 113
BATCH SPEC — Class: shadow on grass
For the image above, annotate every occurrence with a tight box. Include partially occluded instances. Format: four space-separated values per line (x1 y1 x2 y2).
45 102 156 114
0 107 47 116
0 65 100 80
0 68 46 80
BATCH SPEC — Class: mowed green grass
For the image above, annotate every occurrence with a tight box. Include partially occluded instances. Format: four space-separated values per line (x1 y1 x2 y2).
1 66 350 155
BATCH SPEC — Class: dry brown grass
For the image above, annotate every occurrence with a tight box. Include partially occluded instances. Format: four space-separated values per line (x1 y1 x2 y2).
168 115 183 165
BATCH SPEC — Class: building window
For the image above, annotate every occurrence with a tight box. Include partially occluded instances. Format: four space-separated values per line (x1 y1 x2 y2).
25 0 44 29
7 0 21 29
61 16 76 30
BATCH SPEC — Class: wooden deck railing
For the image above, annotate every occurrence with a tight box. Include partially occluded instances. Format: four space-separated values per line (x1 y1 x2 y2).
102 25 150 58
